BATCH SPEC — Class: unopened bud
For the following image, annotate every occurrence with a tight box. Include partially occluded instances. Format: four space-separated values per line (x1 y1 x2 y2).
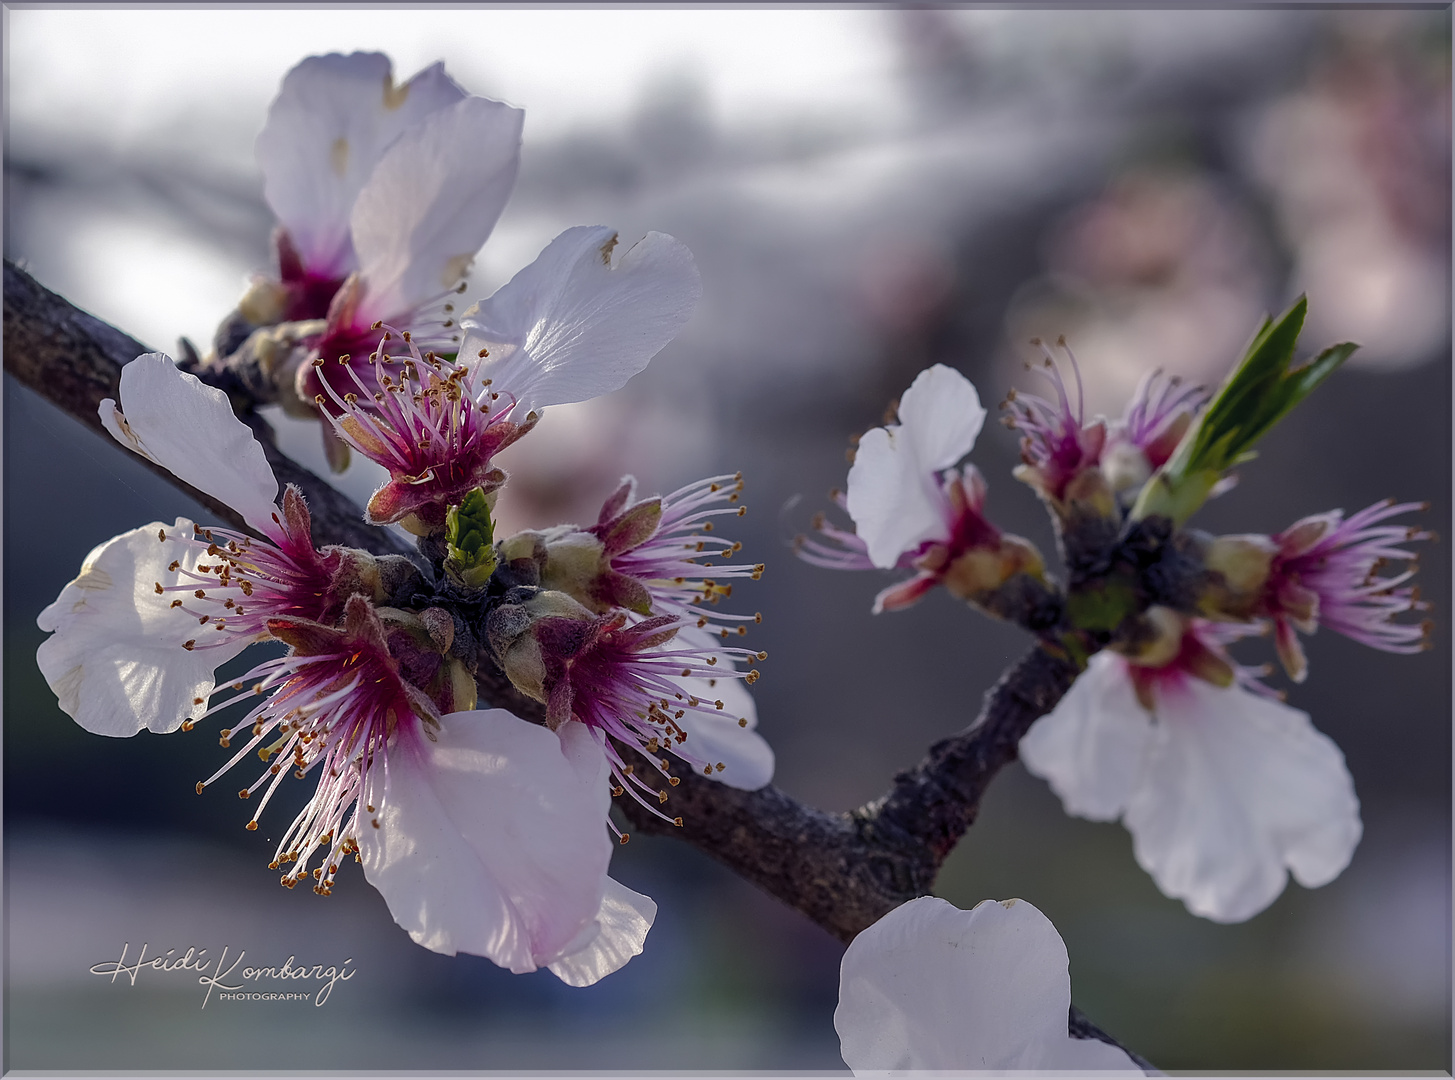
485 589 596 715
1060 466 1118 522
1100 440 1152 500
499 524 653 616
1113 604 1186 668
942 534 1046 606
1197 533 1277 619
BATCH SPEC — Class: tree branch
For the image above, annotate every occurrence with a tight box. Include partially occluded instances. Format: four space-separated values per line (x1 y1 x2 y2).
617 645 1078 942
4 258 1146 1068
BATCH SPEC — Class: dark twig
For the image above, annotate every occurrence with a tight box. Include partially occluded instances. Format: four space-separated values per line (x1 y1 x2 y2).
617 645 1079 943
4 257 1146 1067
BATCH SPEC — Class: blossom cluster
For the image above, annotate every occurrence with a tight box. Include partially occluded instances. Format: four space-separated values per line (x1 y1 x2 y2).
37 54 772 989
802 303 1430 925
30 48 1437 1074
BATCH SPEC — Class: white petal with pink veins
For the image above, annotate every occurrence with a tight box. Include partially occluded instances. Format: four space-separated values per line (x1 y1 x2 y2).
360 711 612 973
257 53 467 278
546 877 658 987
100 354 283 541
352 96 524 322
460 226 702 417
844 365 984 568
836 896 1141 1073
1020 653 1155 822
1123 678 1361 923
36 519 251 736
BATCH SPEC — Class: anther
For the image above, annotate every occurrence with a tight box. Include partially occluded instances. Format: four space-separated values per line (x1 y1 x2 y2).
245 821 258 831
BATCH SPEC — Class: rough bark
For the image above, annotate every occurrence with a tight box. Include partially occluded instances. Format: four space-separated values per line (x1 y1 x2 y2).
4 258 1147 1069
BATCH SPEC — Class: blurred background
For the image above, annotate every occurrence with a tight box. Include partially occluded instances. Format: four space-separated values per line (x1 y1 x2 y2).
4 8 1450 1072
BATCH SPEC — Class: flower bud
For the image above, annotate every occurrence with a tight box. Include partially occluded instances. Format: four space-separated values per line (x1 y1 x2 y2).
496 523 655 616
374 605 477 715
1100 440 1152 499
485 588 597 716
941 534 1047 607
1111 604 1188 668
1196 533 1278 620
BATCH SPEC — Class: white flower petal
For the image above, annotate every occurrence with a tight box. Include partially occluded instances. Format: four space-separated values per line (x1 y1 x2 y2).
836 896 1141 1073
257 52 467 277
673 674 774 791
461 226 702 417
105 354 282 539
352 96 524 321
360 712 612 972
36 519 250 736
1019 653 1155 822
546 877 657 987
1124 678 1361 923
896 364 986 472
844 425 949 569
843 365 986 568
668 626 774 790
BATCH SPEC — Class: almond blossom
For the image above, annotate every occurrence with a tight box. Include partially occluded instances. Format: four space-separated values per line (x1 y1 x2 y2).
295 87 525 405
313 225 702 531
796 364 1043 614
1019 618 1362 923
489 473 775 798
229 52 522 383
254 53 475 319
796 363 987 591
487 589 769 834
1203 500 1432 682
1264 500 1432 679
835 895 1142 1073
1004 336 1208 507
37 353 652 985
